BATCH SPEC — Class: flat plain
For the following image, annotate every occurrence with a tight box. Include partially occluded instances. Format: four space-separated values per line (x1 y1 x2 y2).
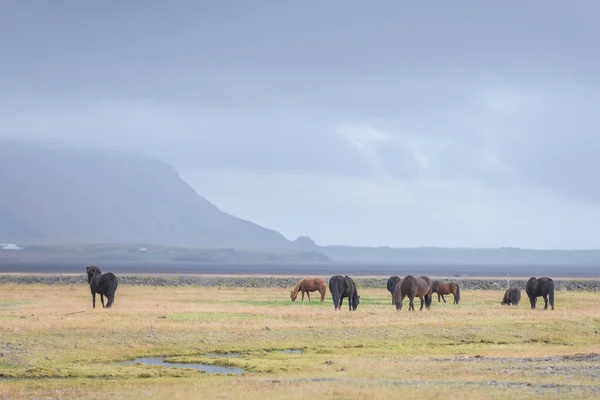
1 283 600 399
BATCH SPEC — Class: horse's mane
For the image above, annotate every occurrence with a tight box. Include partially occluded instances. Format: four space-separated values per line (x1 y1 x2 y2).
291 278 305 298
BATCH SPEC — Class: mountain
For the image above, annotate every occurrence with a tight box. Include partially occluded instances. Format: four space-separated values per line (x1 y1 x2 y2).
3 141 600 268
0 141 294 250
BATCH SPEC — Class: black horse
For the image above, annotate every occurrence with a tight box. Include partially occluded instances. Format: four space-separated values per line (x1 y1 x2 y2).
329 275 360 311
501 288 521 306
526 277 554 310
387 276 401 304
86 265 119 309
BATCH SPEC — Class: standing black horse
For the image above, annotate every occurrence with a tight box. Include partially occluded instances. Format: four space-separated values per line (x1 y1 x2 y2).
86 265 119 309
387 276 401 304
329 275 360 311
526 277 555 310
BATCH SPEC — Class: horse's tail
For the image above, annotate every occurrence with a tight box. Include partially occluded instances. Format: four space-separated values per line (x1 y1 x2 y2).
290 279 303 301
548 285 555 310
107 275 118 307
454 284 461 304
319 280 327 301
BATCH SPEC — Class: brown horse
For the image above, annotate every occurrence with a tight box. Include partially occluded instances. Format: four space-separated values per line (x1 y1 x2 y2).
290 277 327 302
393 275 432 311
431 281 461 304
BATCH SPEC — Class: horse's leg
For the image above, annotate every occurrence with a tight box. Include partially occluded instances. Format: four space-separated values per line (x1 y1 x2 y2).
320 289 325 302
543 294 548 310
396 294 404 310
437 292 441 302
530 295 536 309
301 291 305 302
307 291 311 301
409 295 414 311
100 294 105 308
441 294 446 303
92 292 96 309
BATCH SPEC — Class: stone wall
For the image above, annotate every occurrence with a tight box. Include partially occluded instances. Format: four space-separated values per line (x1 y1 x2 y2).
1 275 599 291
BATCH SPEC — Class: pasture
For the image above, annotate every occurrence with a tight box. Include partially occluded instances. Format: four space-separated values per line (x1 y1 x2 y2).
1 282 600 399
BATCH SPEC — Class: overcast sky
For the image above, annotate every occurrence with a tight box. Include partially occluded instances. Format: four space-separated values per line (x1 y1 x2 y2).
1 1 600 249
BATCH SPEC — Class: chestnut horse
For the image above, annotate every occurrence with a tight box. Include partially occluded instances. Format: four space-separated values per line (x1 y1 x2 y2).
290 277 327 302
431 281 461 304
393 275 432 311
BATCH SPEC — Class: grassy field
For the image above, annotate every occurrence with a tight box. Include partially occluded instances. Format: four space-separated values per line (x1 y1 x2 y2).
1 283 599 399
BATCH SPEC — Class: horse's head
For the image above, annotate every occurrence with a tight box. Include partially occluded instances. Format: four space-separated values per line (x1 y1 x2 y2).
290 290 297 301
86 265 101 283
351 295 360 310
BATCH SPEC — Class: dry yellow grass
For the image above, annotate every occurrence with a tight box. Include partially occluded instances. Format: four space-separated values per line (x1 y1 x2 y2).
1 283 600 399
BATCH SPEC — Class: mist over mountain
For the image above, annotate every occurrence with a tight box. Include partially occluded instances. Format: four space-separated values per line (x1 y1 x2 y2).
0 141 292 250
2 141 600 268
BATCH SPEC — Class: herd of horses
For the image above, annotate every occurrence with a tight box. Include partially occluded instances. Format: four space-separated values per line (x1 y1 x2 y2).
290 274 555 311
85 265 556 312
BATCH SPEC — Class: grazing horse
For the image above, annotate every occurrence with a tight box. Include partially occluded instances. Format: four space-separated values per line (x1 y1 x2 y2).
290 277 327 302
86 265 118 309
387 276 401 304
526 277 555 310
501 288 521 306
329 275 360 311
393 275 432 311
431 281 461 304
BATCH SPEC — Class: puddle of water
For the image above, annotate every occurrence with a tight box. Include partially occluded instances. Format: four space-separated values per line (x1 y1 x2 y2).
121 357 243 375
205 353 241 358
280 349 303 354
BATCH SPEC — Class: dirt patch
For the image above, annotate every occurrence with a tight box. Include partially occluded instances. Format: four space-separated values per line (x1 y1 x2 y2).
0 342 25 367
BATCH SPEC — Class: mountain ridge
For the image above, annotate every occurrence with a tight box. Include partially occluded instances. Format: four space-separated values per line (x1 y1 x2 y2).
0 141 292 250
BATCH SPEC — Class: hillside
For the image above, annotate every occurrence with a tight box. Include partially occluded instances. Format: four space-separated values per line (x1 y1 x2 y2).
0 141 296 250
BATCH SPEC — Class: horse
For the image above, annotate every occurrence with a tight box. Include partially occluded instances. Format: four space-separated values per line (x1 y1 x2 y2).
526 277 555 310
393 275 432 311
386 276 401 304
86 265 119 309
328 275 360 311
431 281 461 304
501 288 521 306
290 277 327 302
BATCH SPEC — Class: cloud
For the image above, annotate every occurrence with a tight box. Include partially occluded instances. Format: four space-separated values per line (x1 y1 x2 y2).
2 1 600 247
182 168 600 249
335 124 394 177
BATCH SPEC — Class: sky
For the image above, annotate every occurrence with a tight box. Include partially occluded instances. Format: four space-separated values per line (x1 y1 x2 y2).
1 1 600 249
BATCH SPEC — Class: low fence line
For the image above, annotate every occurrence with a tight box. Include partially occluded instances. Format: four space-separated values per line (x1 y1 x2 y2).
0 275 599 291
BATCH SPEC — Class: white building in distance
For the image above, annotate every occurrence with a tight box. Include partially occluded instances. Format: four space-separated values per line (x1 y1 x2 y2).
1 244 24 250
